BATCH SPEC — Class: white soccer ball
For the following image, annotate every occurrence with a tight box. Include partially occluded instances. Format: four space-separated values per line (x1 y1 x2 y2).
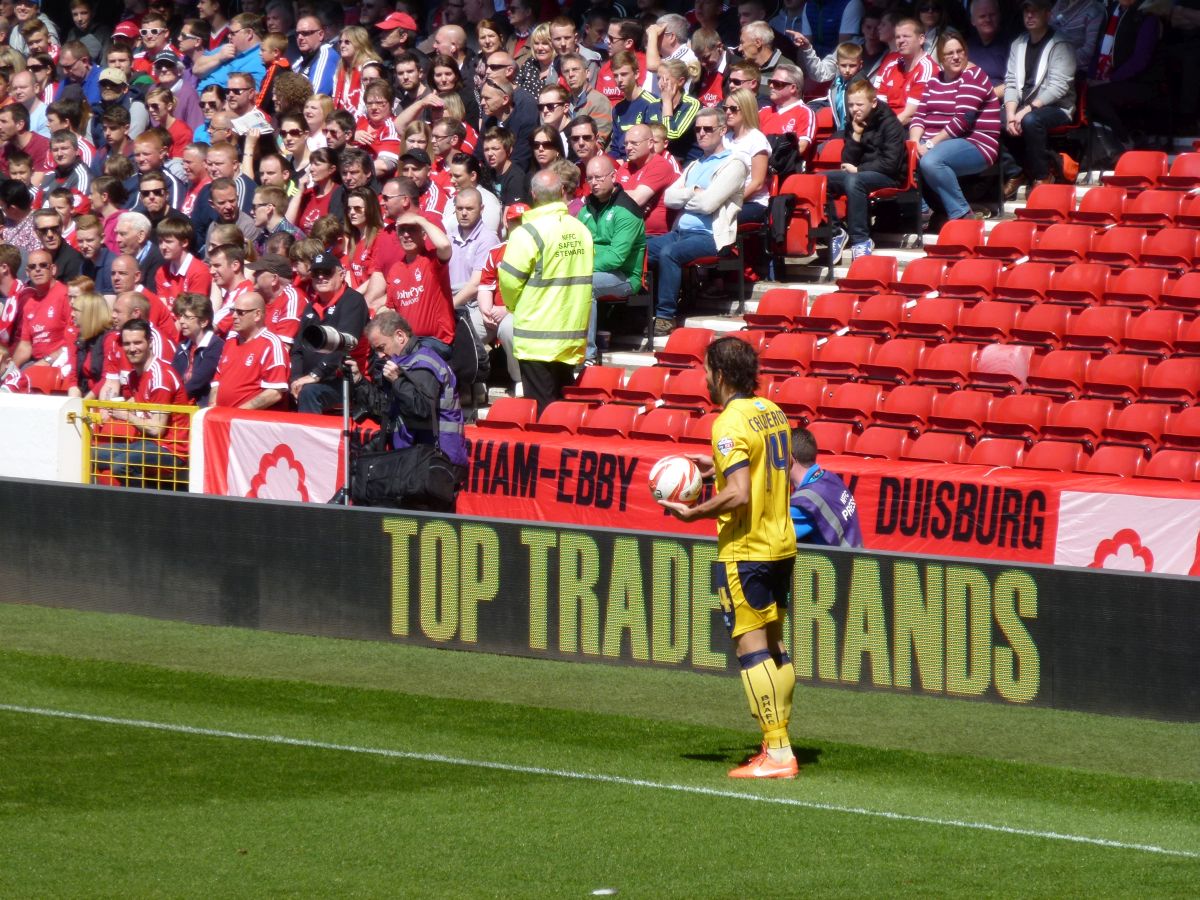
649 455 703 505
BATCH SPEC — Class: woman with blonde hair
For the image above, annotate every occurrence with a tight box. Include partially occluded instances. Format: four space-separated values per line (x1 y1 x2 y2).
71 292 111 399
333 25 382 114
302 94 335 152
517 23 556 97
722 88 771 223
654 58 701 163
403 120 432 153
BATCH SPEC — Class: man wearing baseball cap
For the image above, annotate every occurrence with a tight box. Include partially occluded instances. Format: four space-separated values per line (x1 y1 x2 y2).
289 252 369 414
400 148 449 218
94 68 149 147
248 253 305 345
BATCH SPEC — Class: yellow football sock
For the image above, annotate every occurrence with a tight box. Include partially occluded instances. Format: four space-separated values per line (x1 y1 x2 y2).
738 652 792 759
775 654 796 734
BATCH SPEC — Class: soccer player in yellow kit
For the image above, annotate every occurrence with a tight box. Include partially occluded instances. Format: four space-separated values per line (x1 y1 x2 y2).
658 336 799 778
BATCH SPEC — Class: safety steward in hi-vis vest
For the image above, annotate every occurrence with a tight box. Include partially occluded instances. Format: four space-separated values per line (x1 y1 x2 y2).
497 186 594 411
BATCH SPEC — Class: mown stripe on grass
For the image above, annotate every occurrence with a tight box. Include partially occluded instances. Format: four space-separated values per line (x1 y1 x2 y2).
3 702 1196 860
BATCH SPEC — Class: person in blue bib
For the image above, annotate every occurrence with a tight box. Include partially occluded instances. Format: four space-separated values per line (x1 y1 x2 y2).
789 427 864 547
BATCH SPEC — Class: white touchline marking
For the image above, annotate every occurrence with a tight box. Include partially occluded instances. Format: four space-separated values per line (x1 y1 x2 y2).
1 702 1196 860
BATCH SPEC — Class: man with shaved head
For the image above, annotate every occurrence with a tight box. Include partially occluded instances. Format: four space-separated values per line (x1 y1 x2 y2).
616 124 676 237
579 155 646 364
432 25 475 81
209 290 289 409
9 249 75 369
290 12 337 95
96 289 179 399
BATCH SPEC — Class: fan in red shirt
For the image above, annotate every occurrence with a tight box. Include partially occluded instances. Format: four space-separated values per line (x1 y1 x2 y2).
208 245 257 337
248 254 306 344
616 124 677 236
91 318 191 487
354 79 403 177
873 19 939 124
400 149 449 218
109 254 178 343
9 250 77 369
209 291 290 409
598 22 645 102
0 245 23 356
155 220 213 306
384 212 456 354
97 292 179 399
0 104 50 178
758 64 816 158
293 148 343 234
179 145 211 218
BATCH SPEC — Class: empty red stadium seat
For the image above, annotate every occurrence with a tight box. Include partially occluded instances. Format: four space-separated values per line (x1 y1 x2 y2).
579 404 640 438
1157 152 1200 190
1101 150 1168 192
1045 262 1109 307
759 332 819 375
679 411 719 446
889 257 947 297
872 384 939 428
926 217 985 259
1063 306 1130 354
796 292 860 333
630 407 693 442
966 343 1036 395
1178 317 1200 354
1142 449 1200 481
928 389 994 437
809 334 875 380
983 394 1054 441
899 297 963 342
1140 358 1200 405
847 293 905 338
1138 227 1198 274
808 419 857 455
1041 399 1116 445
1176 192 1200 228
742 288 809 331
731 329 771 354
836 254 898 293
613 366 671 405
975 220 1039 263
1086 225 1146 269
770 375 828 423
1014 183 1077 226
526 401 589 434
1024 349 1092 399
1084 444 1147 476
654 327 714 368
816 382 883 425
1121 309 1182 357
1019 440 1085 472
1081 353 1149 404
914 343 979 389
1011 305 1072 351
477 397 538 430
992 262 1056 306
1068 185 1127 226
966 438 1024 467
1102 403 1170 450
955 302 1020 342
661 367 714 410
860 338 927 384
1102 267 1168 310
843 425 912 460
561 365 625 402
1029 224 1095 266
1120 189 1183 229
1163 408 1200 449
902 431 968 463
1159 272 1200 316
939 258 1002 302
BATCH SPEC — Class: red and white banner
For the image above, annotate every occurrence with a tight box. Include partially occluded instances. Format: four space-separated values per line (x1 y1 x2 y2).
201 407 344 504
1055 492 1200 575
191 408 1200 574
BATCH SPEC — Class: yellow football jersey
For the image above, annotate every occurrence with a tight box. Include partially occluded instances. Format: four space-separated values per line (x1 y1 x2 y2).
711 396 798 562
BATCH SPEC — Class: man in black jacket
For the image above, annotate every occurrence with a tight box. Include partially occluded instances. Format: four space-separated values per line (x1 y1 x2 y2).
826 80 907 262
289 252 369 414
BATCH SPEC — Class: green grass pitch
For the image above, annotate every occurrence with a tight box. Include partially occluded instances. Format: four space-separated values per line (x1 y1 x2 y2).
0 602 1198 898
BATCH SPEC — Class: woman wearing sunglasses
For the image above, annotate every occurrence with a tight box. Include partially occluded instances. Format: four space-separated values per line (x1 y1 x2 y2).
333 25 382 115
722 88 770 225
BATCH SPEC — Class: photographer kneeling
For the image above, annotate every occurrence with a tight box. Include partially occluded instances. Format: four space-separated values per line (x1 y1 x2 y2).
348 310 469 510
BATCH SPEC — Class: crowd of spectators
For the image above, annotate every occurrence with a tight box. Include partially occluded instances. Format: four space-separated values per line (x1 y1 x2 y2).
0 0 1189 450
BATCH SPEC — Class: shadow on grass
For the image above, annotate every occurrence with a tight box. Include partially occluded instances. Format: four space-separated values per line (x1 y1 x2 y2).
683 745 823 766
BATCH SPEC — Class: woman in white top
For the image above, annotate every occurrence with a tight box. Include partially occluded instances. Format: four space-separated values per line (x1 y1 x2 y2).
722 88 771 224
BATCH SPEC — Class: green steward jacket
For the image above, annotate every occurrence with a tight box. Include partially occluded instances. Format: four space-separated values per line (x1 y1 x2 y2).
577 185 646 295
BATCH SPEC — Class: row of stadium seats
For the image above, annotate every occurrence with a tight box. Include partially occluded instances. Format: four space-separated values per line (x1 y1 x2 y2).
476 395 1200 480
746 293 1200 350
